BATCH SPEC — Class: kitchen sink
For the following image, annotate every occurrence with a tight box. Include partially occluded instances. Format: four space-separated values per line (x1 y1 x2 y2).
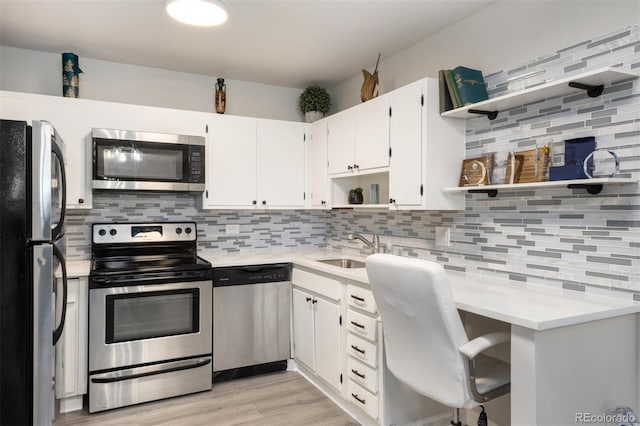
317 258 366 269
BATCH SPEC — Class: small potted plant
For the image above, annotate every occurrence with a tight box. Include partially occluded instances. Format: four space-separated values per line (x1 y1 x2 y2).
348 187 364 204
299 85 331 123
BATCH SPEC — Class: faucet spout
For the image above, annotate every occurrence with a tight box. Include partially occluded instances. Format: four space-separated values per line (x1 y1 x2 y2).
348 232 380 254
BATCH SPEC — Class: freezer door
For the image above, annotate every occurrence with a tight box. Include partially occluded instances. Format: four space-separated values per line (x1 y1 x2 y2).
32 244 54 426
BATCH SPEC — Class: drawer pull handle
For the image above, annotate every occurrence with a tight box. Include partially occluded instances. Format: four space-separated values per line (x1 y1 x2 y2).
350 294 365 302
350 321 365 329
352 393 366 405
351 369 365 379
351 345 365 354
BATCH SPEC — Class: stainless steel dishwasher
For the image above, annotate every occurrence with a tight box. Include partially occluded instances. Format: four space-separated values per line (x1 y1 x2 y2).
212 263 291 381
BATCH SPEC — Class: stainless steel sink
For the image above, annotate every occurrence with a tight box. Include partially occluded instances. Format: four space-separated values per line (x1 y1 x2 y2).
317 258 365 268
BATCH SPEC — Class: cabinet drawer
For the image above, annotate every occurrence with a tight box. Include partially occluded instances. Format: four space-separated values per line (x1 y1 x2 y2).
347 333 377 369
292 268 341 301
348 379 378 420
346 309 377 342
346 284 377 314
347 356 378 394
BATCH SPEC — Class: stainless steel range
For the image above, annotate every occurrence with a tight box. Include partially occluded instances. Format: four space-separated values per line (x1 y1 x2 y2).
88 222 212 413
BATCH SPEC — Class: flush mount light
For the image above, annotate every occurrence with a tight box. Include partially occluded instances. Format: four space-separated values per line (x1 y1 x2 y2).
165 0 228 27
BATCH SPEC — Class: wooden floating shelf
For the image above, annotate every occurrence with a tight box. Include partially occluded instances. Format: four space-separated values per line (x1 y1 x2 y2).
441 67 637 120
443 178 637 197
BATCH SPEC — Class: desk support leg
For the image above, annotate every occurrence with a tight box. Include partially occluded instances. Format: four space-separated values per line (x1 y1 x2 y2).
511 315 637 425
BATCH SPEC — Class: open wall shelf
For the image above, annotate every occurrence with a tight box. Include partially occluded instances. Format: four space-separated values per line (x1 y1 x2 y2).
443 178 638 197
440 67 637 120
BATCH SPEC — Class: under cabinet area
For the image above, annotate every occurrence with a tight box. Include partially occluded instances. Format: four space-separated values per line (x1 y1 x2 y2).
204 115 307 209
291 268 342 392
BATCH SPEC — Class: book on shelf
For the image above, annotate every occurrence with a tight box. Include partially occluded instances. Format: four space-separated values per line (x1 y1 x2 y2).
438 70 454 112
444 69 462 108
453 66 489 106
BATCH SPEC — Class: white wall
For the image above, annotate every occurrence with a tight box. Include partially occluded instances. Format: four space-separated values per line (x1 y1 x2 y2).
0 45 304 121
329 0 640 111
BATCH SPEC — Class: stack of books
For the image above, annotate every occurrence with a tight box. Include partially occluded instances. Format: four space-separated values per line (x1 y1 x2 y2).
438 66 489 113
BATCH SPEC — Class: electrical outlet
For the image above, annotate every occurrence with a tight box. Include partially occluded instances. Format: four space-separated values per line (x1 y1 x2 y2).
225 224 240 235
435 226 450 247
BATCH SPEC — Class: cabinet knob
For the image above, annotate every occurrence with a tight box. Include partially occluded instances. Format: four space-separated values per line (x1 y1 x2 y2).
78 198 84 204
312 299 317 304
354 164 359 170
347 165 353 170
306 297 312 302
389 198 396 204
262 200 267 205
252 200 257 205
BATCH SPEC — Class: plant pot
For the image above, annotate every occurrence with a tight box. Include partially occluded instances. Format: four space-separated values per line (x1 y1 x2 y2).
348 190 364 204
305 111 324 123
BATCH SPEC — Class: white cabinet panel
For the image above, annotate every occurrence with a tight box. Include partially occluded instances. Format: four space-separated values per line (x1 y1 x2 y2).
204 115 257 208
327 109 355 175
256 120 306 208
348 379 379 420
292 288 316 371
314 297 341 391
0 91 91 209
307 121 329 208
347 333 377 368
355 94 390 172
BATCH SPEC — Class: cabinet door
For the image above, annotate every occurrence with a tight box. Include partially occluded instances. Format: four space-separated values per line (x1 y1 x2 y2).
389 80 424 207
205 115 257 208
314 297 342 392
292 288 315 370
327 109 355 175
0 91 90 209
256 120 306 208
355 94 390 171
308 121 329 208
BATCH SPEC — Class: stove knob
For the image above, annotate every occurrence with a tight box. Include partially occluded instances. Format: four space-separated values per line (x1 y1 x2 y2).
109 229 117 236
185 227 192 234
98 229 106 236
176 227 182 234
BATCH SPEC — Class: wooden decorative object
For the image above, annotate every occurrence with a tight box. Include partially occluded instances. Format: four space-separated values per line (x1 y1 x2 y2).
505 146 550 184
361 53 380 102
459 154 494 186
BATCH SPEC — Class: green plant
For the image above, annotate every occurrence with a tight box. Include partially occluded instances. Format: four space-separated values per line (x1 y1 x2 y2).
299 85 331 114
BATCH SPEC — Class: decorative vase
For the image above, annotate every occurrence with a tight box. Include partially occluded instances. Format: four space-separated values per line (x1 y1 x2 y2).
348 189 364 204
215 78 226 114
62 52 82 98
304 111 324 123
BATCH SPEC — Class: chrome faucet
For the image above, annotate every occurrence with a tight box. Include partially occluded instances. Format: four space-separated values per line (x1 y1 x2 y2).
348 232 380 254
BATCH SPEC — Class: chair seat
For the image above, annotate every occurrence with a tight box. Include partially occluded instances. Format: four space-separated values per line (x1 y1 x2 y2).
474 354 510 395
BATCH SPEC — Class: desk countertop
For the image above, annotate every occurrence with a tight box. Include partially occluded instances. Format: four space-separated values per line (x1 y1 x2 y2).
67 249 639 331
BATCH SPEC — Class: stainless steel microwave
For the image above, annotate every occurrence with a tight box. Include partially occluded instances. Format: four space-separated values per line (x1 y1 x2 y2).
92 128 205 192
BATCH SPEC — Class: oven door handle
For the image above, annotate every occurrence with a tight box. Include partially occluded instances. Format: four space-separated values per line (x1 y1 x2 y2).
90 357 211 384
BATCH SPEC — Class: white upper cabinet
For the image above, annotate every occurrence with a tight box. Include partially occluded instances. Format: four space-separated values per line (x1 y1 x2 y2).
203 115 306 209
354 94 390 172
327 95 390 176
0 91 91 209
256 120 306 208
307 121 330 209
204 114 257 208
326 108 356 175
389 78 465 210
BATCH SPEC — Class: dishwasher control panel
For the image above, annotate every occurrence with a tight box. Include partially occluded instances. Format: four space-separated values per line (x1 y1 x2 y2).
213 263 291 287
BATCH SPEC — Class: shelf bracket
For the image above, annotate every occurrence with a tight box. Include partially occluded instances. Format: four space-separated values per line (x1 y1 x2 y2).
567 183 603 195
468 109 498 120
469 188 498 198
568 81 604 97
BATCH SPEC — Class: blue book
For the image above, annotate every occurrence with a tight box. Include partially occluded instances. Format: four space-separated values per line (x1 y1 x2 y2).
453 66 489 105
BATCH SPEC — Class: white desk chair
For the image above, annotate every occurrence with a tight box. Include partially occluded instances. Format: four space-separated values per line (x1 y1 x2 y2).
366 254 510 425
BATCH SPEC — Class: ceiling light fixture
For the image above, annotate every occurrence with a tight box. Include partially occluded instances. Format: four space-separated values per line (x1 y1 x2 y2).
165 0 228 27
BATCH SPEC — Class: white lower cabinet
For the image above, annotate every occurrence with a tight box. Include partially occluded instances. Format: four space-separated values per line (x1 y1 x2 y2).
55 276 88 412
291 279 342 392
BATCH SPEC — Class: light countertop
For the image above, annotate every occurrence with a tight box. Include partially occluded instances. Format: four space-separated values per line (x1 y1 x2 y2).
65 249 639 331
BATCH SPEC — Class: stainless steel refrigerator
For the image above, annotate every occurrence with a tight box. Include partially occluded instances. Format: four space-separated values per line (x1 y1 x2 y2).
0 119 68 425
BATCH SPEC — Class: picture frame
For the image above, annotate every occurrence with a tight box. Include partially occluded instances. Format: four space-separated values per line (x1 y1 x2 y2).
458 153 494 186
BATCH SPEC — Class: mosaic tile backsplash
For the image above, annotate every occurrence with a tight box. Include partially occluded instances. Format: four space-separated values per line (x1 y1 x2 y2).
66 25 639 300
328 25 640 299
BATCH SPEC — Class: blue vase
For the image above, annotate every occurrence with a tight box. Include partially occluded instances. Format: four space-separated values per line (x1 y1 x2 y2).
62 52 82 98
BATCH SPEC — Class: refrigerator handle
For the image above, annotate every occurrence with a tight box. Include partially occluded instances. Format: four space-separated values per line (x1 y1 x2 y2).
51 140 67 241
52 244 67 345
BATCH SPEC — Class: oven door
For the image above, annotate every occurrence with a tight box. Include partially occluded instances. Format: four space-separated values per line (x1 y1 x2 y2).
89 280 212 372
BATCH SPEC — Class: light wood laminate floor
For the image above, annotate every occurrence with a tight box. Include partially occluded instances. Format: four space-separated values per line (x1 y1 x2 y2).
55 371 358 426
